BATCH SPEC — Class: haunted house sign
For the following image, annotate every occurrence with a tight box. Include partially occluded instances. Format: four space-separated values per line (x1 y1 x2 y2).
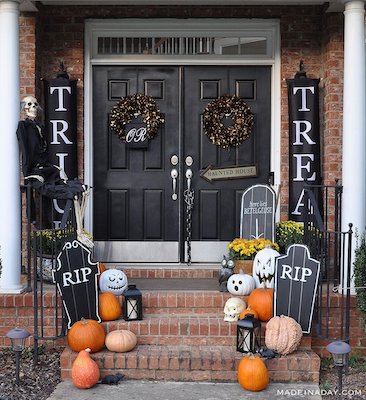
287 74 321 222
274 244 320 333
240 184 276 242
52 240 100 329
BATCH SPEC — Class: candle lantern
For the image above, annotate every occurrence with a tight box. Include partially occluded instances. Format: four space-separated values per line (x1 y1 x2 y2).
236 314 261 353
123 284 143 321
6 327 31 385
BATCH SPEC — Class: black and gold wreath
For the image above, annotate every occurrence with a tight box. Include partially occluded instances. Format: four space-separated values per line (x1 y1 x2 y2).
110 94 164 142
202 95 254 148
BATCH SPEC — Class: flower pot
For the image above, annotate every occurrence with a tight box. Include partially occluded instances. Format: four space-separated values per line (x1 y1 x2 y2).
234 260 253 275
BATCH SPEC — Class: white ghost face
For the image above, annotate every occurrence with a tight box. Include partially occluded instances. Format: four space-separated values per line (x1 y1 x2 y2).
99 269 128 295
22 96 40 120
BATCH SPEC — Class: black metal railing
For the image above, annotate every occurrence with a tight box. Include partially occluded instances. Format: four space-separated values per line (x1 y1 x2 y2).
21 184 76 362
302 181 352 341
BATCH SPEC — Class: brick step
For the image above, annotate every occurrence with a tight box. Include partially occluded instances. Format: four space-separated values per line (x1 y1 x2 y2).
101 315 312 349
122 267 218 280
60 345 320 383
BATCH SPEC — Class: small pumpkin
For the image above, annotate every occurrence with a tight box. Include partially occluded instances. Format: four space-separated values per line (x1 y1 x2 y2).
99 269 128 295
98 292 122 321
98 262 107 285
265 315 303 355
71 348 100 389
67 318 106 353
227 269 256 296
239 305 259 320
247 284 273 322
237 353 269 392
105 330 137 353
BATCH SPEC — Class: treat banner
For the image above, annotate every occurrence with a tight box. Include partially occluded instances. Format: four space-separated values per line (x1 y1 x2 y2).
287 78 321 221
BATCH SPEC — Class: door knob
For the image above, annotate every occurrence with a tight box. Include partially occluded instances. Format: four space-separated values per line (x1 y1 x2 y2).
171 168 178 200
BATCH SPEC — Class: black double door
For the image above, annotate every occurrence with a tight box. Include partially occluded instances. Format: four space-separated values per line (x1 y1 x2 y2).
93 65 271 263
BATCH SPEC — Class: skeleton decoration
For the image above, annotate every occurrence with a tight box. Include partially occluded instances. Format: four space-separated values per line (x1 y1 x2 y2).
21 96 42 120
99 269 128 295
252 246 280 289
218 255 234 292
223 297 246 322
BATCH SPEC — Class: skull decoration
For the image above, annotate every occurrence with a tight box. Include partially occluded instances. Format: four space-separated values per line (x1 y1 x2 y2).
99 269 128 295
252 246 280 289
223 297 246 322
21 96 41 120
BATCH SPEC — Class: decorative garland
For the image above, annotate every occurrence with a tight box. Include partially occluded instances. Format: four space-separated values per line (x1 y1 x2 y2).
202 95 254 148
110 94 164 142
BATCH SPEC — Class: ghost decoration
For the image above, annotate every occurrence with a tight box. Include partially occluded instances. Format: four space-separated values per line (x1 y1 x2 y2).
99 269 128 295
227 269 256 296
223 297 246 322
252 246 280 289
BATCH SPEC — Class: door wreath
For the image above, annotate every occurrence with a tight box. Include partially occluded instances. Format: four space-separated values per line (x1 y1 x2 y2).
110 94 165 142
202 95 254 148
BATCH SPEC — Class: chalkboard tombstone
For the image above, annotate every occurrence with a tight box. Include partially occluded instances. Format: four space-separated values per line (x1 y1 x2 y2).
274 244 320 333
240 184 276 242
52 240 101 329
124 115 149 148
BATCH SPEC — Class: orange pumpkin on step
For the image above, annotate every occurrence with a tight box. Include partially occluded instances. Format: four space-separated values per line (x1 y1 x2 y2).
67 318 105 353
239 305 259 320
247 284 273 322
98 292 122 321
71 348 100 389
238 353 269 392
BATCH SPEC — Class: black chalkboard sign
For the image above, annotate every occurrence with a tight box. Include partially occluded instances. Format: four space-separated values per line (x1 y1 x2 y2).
52 240 101 329
124 115 148 148
240 184 276 241
274 244 320 333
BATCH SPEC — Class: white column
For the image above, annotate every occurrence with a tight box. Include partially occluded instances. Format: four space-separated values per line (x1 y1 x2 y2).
0 0 24 293
341 0 366 293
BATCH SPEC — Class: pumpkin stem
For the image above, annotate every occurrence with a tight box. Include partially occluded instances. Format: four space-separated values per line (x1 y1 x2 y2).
85 348 91 353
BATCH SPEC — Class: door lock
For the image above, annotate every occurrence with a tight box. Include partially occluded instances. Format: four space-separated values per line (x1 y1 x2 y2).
170 155 179 166
185 156 193 166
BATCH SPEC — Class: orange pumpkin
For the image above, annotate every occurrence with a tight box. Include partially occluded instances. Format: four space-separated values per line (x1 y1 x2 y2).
238 353 269 392
71 348 100 389
98 262 107 285
247 284 273 322
67 318 105 353
105 330 137 353
98 292 122 321
239 305 259 320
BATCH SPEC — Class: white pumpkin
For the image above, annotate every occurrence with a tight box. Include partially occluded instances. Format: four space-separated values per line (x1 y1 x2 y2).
99 269 128 295
227 269 256 296
252 246 280 289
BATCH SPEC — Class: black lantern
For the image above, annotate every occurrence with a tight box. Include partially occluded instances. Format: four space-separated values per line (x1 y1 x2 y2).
6 327 31 385
123 284 143 321
236 314 261 353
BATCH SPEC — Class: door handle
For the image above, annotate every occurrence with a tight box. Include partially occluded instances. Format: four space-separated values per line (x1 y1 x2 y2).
171 168 178 200
186 169 193 192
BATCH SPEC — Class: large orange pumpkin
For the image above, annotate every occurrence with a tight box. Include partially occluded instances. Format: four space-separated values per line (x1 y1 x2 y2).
237 353 269 392
247 284 273 322
98 292 122 321
105 330 137 352
67 318 106 353
71 348 100 389
239 305 259 320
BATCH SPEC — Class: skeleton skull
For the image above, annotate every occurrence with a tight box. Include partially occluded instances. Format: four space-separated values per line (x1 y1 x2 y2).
21 96 40 120
223 297 246 322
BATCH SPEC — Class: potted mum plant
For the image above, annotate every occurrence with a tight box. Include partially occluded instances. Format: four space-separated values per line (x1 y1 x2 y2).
228 238 279 274
275 220 304 254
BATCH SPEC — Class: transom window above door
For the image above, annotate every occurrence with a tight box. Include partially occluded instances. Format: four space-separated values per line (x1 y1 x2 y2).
89 19 278 60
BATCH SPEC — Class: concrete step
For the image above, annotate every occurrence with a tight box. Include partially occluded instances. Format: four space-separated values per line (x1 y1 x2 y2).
60 345 320 383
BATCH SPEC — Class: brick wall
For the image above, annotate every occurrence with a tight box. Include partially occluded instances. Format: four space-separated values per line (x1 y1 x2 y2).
18 4 343 202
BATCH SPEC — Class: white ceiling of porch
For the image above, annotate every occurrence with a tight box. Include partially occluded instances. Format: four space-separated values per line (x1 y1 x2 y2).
19 0 345 12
